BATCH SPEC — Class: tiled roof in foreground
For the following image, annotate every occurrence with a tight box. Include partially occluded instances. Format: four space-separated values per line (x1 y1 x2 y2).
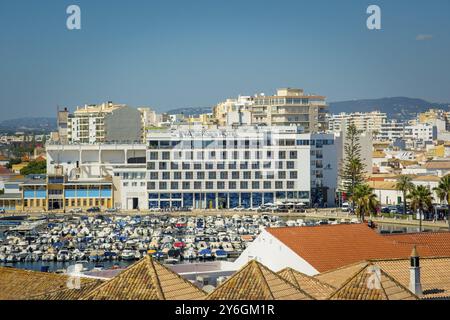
206 260 314 300
277 268 335 299
0 266 98 300
317 257 450 300
328 263 418 300
29 279 103 300
266 224 415 273
81 256 206 300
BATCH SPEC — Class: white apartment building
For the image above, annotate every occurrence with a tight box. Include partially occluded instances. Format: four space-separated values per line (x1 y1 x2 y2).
64 102 143 144
213 96 254 126
328 111 387 133
378 121 406 141
145 126 338 209
405 123 437 146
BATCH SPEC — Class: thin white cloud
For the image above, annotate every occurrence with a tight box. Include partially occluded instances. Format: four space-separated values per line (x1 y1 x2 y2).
416 34 433 41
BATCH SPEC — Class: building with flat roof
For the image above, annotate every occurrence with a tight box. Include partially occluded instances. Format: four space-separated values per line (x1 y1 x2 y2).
145 125 338 209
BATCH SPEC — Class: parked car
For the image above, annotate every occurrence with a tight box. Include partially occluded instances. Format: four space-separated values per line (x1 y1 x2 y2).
0 209 5 214
87 207 101 213
341 202 350 212
105 208 119 213
68 208 82 214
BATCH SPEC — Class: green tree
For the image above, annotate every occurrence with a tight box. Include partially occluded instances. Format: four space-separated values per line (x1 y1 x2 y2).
6 158 21 169
408 185 433 232
433 175 450 230
351 184 379 222
0 189 4 195
339 124 366 209
20 160 46 175
395 175 414 215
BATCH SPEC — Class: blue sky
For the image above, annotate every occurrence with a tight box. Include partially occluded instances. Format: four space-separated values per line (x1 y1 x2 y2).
0 0 449 119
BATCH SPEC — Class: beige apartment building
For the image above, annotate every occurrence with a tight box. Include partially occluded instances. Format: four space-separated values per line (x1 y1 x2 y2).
55 102 146 144
328 111 387 134
213 88 328 132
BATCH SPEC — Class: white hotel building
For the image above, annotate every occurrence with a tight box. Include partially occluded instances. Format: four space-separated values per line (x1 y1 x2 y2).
144 126 338 209
45 125 338 210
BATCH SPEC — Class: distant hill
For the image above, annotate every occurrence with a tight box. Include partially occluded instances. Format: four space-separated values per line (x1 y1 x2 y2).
329 97 449 120
0 117 56 134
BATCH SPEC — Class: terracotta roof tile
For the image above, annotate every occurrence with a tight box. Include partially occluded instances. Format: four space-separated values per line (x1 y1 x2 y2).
207 260 314 300
81 256 206 300
277 268 335 299
28 279 103 300
328 263 418 300
384 232 450 257
0 267 97 300
266 224 415 273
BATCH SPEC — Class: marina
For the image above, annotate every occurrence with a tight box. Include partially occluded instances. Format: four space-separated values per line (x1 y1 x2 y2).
0 212 444 273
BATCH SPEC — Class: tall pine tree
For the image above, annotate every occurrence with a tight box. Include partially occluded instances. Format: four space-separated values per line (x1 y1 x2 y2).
339 124 366 209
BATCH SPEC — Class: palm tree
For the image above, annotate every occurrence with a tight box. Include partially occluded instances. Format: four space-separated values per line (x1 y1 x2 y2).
395 175 414 215
433 175 450 230
351 184 379 222
408 185 433 232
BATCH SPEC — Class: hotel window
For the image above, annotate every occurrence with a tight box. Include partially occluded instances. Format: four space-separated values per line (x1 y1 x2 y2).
185 151 194 160
263 181 272 189
208 172 216 180
209 151 216 159
194 182 202 190
266 171 275 179
252 181 260 189
276 161 284 169
171 182 179 190
232 151 239 160
287 181 295 189
290 171 298 179
232 172 239 179
228 162 237 170
162 152 170 160
147 182 156 190
217 181 225 189
196 151 204 160
150 172 158 180
278 171 286 179
275 181 283 189
240 181 248 189
182 182 190 190
244 151 250 159
217 162 225 170
221 151 227 160
205 163 214 170
173 151 183 160
289 151 298 159
220 172 228 179
185 172 193 180
182 162 190 170
197 172 205 179
255 171 262 179
205 182 214 189
159 182 167 190
132 182 137 187
162 172 170 180
256 151 262 159
252 162 260 169
159 162 167 170
171 162 179 170
123 182 129 187
263 162 271 169
194 163 202 170
149 152 158 160
266 151 273 159
229 181 237 189
243 172 251 180
287 161 295 169
173 172 182 180
279 151 286 159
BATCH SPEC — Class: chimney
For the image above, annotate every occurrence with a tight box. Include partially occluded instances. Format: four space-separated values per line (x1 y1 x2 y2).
409 246 422 296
